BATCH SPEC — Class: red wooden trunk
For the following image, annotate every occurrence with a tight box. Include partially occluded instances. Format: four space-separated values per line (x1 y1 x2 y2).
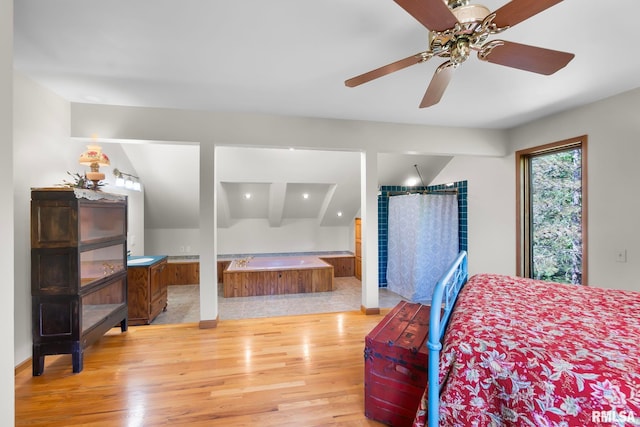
364 301 432 427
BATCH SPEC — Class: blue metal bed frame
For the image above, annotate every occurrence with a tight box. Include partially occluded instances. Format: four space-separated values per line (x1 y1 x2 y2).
427 250 468 427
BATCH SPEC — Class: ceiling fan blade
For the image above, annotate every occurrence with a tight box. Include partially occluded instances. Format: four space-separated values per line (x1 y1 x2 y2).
345 52 430 87
479 40 574 75
492 0 564 28
394 0 459 32
420 62 456 108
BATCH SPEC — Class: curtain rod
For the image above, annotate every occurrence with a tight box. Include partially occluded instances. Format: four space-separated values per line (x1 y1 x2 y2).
414 164 426 187
382 188 458 197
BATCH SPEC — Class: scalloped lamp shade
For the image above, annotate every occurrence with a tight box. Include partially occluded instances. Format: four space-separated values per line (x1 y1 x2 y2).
79 144 110 184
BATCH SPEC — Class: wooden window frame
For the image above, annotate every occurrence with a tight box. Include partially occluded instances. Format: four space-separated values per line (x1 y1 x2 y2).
515 135 588 285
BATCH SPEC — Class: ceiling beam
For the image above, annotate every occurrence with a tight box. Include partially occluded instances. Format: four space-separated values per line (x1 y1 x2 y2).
268 182 286 227
317 184 337 226
216 183 231 228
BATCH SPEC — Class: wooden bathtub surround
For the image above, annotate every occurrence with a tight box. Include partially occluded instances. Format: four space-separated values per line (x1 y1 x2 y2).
217 260 231 281
16 311 390 426
319 255 355 277
223 263 334 297
221 255 354 280
164 260 200 285
164 256 355 287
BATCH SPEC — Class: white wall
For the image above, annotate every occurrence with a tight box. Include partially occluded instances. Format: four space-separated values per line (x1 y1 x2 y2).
430 156 515 276
13 73 72 368
508 88 640 292
124 190 145 255
432 88 640 292
1 0 14 422
98 141 145 256
146 221 352 256
12 74 147 367
217 219 352 255
145 228 201 256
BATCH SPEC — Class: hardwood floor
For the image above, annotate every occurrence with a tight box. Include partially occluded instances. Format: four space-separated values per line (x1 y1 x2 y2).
16 310 392 426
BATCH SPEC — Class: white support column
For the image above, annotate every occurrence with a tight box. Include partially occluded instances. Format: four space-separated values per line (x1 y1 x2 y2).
361 150 380 314
199 142 218 327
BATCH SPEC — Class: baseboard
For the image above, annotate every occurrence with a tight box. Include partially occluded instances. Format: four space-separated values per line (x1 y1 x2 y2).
15 358 31 375
360 305 380 315
199 316 219 329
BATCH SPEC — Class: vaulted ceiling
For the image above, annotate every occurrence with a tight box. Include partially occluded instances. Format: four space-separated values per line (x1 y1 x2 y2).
13 0 640 129
13 1 640 228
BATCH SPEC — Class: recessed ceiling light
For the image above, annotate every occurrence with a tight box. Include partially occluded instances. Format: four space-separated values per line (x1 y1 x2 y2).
406 177 418 186
302 193 309 199
337 211 343 217
244 193 252 199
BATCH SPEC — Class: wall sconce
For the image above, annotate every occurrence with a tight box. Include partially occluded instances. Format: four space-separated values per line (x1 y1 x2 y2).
113 168 142 191
79 145 110 189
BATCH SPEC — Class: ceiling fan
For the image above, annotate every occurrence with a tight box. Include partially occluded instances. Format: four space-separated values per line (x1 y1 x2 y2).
345 0 575 108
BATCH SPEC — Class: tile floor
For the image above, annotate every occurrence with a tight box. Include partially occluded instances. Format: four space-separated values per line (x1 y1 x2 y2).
152 276 405 324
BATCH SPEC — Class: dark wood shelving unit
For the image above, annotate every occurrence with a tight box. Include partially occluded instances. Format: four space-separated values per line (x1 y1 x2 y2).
31 187 128 375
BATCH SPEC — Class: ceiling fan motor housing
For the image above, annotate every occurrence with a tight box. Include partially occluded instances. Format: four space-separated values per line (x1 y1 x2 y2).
451 39 470 64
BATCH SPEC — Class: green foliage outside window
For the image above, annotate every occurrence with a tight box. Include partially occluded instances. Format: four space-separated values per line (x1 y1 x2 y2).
530 148 582 284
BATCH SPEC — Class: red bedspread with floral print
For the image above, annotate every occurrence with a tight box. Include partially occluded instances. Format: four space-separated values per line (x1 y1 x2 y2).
413 274 640 427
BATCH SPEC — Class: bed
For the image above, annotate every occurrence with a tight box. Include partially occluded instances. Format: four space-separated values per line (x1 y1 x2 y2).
416 251 640 426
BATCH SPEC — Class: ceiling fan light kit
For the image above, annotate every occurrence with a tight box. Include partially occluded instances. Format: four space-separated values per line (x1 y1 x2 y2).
345 0 575 108
450 4 490 24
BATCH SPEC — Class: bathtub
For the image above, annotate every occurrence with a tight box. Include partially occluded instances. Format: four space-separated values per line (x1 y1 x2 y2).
223 256 334 297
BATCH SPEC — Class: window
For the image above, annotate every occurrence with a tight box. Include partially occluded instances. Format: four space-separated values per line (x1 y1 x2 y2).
516 136 588 285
